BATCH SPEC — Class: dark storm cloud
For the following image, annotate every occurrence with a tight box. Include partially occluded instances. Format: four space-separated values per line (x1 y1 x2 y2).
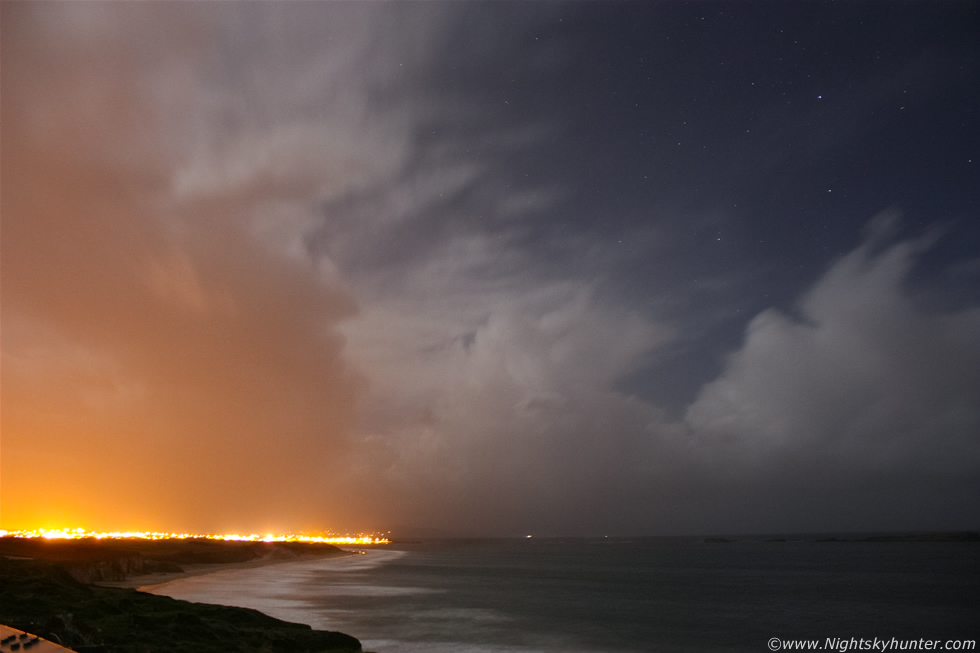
2 2 978 536
346 219 980 535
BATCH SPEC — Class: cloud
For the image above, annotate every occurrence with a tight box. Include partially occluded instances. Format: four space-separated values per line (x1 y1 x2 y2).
1 1 569 534
1 3 364 533
3 3 977 537
682 219 980 529
337 264 677 533
337 216 980 535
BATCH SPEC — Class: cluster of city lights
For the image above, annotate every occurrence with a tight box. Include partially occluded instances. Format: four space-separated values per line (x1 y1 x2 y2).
0 527 389 545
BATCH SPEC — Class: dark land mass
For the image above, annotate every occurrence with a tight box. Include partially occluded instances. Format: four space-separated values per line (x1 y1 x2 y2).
0 537 352 583
856 531 980 543
810 531 980 543
715 531 979 544
0 537 362 652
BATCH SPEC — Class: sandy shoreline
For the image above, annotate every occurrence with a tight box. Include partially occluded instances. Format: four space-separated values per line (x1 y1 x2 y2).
1 550 366 652
99 548 365 591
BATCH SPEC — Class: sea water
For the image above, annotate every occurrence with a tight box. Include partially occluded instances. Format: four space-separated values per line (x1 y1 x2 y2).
142 537 979 653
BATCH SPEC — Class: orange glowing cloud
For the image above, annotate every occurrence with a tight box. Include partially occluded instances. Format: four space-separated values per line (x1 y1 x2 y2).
0 4 370 534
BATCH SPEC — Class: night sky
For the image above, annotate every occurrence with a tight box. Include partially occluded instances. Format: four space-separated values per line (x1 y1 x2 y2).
2 2 979 536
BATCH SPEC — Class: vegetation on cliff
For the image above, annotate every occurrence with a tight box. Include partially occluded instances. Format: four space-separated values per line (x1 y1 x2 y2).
0 539 362 652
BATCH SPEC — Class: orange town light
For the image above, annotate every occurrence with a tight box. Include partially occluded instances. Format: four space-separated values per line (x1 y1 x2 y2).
1 527 390 545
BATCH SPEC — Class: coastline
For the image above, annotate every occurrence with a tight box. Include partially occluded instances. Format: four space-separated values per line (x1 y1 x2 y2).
0 536 363 585
104 547 364 590
0 537 370 651
0 553 364 652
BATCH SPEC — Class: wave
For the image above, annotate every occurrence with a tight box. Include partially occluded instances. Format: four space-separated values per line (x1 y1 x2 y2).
142 548 420 631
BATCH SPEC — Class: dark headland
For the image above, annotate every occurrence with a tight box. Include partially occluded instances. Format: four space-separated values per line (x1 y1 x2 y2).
0 537 363 652
702 531 980 544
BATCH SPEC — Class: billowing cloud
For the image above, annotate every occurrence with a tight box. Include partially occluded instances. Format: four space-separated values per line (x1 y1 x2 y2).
1 1 565 534
336 215 980 535
339 279 675 533
3 3 977 537
687 218 980 472
678 218 980 531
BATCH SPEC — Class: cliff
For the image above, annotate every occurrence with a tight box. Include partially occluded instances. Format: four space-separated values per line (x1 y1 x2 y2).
0 555 361 653
0 537 362 652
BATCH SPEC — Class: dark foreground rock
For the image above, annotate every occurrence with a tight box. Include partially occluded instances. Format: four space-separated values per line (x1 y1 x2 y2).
0 557 361 652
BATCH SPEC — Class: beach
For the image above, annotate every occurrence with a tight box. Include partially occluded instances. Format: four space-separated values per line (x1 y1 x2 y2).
0 537 365 652
105 547 365 590
4 535 978 652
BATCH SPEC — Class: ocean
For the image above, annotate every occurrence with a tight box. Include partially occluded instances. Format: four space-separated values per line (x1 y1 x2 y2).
142 537 979 653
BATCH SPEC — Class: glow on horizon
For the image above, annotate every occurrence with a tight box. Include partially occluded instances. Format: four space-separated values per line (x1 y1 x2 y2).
0 527 390 545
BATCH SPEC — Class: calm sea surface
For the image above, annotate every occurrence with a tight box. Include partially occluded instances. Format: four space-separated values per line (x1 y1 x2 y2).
143 538 979 653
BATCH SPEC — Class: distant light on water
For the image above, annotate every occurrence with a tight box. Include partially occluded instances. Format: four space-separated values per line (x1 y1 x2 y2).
0 527 389 545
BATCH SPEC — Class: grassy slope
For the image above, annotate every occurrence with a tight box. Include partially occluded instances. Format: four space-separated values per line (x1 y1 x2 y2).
0 544 362 653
